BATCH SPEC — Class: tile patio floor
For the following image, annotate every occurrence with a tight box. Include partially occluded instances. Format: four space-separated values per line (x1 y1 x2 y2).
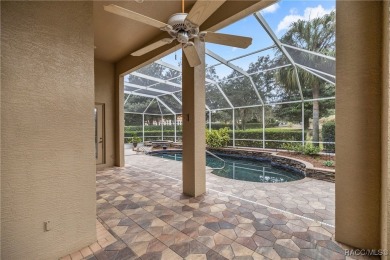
79 152 375 259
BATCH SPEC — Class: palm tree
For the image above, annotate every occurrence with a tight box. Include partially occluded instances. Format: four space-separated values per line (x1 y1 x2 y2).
276 11 335 146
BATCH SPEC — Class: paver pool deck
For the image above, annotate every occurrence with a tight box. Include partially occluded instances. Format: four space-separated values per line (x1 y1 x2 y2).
62 151 375 259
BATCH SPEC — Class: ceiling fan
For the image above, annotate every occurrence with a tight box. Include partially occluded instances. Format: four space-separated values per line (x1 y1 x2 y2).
104 0 253 67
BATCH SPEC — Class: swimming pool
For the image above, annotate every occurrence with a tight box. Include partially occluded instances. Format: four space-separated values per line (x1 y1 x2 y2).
149 151 305 183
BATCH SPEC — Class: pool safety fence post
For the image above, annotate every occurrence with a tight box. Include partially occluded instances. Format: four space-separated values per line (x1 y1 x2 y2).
232 109 235 147
142 113 145 142
174 114 177 142
262 106 265 149
301 102 305 145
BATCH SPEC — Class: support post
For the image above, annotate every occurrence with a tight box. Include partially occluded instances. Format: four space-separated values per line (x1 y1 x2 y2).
232 109 235 147
301 102 305 145
174 114 177 142
115 75 125 167
161 115 164 140
336 1 386 250
142 114 145 142
262 106 265 149
182 38 206 197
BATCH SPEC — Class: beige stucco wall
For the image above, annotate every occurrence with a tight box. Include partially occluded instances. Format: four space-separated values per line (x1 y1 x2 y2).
380 4 390 256
95 59 116 169
336 1 384 249
0 1 2 257
114 76 125 167
1 2 96 259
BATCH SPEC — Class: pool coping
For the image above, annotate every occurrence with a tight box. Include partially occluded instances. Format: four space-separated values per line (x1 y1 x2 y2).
149 147 335 183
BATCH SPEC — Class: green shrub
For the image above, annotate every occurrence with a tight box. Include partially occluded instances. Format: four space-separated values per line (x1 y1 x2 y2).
206 128 230 148
322 121 335 152
281 142 299 152
296 143 321 155
304 144 321 155
323 160 335 167
127 132 142 143
280 143 320 156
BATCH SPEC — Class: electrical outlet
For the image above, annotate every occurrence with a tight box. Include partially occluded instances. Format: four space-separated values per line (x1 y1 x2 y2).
44 221 51 232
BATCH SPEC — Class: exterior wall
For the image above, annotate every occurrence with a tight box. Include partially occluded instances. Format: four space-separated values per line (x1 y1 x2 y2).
383 2 390 255
336 1 383 249
95 59 116 169
0 1 2 257
1 2 96 259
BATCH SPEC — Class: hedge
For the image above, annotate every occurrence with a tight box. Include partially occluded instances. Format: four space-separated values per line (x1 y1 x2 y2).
210 122 279 129
209 123 265 130
125 128 302 149
322 121 335 152
126 123 291 132
125 130 179 137
234 129 301 141
230 140 300 149
125 125 182 132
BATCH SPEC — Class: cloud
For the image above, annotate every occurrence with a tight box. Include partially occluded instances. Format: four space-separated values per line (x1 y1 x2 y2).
277 5 334 32
261 3 280 14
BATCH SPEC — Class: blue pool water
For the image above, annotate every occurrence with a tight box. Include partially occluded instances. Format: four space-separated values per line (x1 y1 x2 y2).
149 151 304 183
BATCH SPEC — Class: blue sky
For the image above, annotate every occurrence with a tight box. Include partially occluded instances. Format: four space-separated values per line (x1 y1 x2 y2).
161 0 335 77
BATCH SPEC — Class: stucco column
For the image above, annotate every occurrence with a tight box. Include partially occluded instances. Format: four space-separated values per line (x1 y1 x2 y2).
336 1 385 249
182 38 206 197
115 75 125 167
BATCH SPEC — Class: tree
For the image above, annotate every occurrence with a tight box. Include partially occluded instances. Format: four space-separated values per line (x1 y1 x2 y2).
209 56 279 130
276 11 335 145
124 94 152 113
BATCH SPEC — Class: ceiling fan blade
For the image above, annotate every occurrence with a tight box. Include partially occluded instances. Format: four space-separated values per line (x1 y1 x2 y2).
132 38 174 56
183 43 201 67
104 4 170 30
185 0 226 27
202 32 252 48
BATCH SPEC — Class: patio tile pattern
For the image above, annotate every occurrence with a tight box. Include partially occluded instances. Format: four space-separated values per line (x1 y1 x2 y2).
60 220 117 260
127 154 335 226
75 154 376 260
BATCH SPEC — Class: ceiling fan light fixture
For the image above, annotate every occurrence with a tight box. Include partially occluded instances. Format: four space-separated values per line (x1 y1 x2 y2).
104 0 253 67
167 13 188 31
177 31 189 44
